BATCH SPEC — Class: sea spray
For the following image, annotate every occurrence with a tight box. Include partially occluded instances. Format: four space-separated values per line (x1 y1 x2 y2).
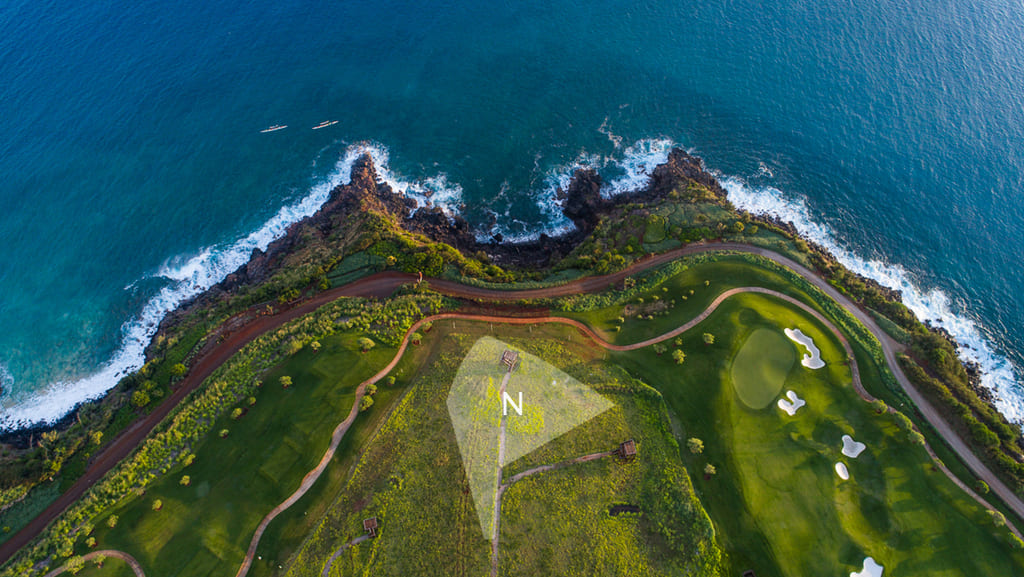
0 143 462 430
720 175 1024 423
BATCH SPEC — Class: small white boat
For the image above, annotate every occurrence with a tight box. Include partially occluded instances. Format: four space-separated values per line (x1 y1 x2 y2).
260 125 288 133
312 120 339 130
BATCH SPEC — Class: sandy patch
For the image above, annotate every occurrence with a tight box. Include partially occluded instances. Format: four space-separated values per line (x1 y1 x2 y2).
835 462 850 480
784 328 825 369
842 434 866 458
777 390 806 416
851 557 883 577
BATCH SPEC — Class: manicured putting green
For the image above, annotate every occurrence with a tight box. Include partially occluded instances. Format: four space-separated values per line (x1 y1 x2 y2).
731 328 795 409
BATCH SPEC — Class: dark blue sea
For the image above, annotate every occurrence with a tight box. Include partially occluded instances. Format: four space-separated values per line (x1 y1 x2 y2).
2 0 1023 428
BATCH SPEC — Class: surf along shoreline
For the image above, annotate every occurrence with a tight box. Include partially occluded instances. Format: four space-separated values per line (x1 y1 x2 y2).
2 146 1022 567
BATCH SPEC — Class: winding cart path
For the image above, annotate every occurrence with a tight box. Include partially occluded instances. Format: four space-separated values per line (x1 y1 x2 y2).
41 550 145 577
4 242 1022 571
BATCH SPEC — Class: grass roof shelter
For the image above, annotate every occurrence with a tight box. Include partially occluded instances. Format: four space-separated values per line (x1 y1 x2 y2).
500 349 520 372
363 517 379 538
615 439 638 461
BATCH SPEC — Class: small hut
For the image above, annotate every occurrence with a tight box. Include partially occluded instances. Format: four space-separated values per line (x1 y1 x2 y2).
363 517 379 538
615 439 638 461
500 350 520 372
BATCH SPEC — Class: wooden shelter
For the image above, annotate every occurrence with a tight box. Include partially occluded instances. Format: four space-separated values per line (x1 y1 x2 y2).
615 439 638 461
500 350 520 372
363 517 379 538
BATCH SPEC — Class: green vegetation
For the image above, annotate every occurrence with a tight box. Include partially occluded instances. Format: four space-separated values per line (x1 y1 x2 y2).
730 328 795 409
616 291 1024 575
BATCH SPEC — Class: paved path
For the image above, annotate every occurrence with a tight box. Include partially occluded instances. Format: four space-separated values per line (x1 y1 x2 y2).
5 241 1022 570
41 550 144 577
320 535 369 577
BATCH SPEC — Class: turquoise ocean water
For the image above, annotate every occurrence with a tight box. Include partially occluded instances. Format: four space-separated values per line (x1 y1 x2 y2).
1 0 1023 428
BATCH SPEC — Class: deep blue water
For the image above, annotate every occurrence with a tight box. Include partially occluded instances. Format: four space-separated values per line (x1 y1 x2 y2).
1 0 1023 428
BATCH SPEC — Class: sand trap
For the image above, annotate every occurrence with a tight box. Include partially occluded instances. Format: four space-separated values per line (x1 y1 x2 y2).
851 557 883 577
835 462 850 480
842 434 867 458
784 328 825 369
777 390 806 416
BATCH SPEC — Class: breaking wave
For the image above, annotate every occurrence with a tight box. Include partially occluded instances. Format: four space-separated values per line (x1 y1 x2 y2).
0 143 462 430
720 175 1024 423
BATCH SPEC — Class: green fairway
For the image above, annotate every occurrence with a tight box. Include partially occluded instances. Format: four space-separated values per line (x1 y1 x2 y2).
616 292 1024 576
730 328 795 409
81 330 402 577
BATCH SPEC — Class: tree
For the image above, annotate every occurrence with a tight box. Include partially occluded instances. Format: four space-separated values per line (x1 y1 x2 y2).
704 464 717 476
131 390 151 408
359 396 375 411
310 341 321 353
422 321 434 333
674 336 684 347
702 333 715 345
672 350 686 365
247 396 256 406
93 554 107 568
279 375 292 388
219 429 229 438
152 499 163 511
870 399 888 414
366 384 378 396
357 337 376 352
687 438 704 454
85 537 96 548
653 343 667 355
170 363 187 377
183 453 196 466
231 408 243 420
180 475 191 486
106 515 118 528
386 375 396 386
731 220 745 234
410 332 423 345
90 430 103 446
66 556 85 575
975 480 990 495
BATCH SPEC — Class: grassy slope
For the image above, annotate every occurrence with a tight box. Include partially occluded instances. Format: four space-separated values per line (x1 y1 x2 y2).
286 323 718 576
616 292 1024 576
81 332 397 577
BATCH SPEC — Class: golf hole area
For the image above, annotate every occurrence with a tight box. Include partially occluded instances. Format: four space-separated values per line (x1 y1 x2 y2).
731 328 796 410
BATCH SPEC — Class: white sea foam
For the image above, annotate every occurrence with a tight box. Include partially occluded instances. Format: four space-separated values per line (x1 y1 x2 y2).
0 143 462 431
478 138 675 242
721 176 1024 424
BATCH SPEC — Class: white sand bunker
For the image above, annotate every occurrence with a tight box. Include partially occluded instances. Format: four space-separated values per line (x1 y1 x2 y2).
842 434 867 458
777 390 806 416
851 557 883 577
835 462 850 480
784 328 825 369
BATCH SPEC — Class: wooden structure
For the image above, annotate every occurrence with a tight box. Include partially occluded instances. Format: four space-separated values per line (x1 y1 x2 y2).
500 350 520 372
363 517 379 538
614 439 638 461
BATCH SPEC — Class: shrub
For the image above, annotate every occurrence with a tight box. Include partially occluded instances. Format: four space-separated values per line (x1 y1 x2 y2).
702 333 715 345
653 343 667 355
247 396 256 406
85 537 95 548
180 475 191 487
66 556 85 575
704 464 716 476
310 341 321 353
989 509 1007 527
687 438 704 454
976 480 990 495
358 337 376 352
130 390 151 408
386 376 396 386
673 350 686 365
871 399 888 414
366 384 378 396
183 453 196 466
279 375 292 388
410 332 423 345
359 396 375 411
106 515 118 528
90 431 103 446
219 429 229 438
152 499 163 511
231 408 243 420
170 363 187 377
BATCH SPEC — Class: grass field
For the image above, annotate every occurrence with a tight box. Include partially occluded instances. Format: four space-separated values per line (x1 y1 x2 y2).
286 323 720 576
730 328 795 409
77 331 403 577
616 291 1024 576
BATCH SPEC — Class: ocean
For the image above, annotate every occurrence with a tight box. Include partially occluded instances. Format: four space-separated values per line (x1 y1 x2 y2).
1 0 1023 429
